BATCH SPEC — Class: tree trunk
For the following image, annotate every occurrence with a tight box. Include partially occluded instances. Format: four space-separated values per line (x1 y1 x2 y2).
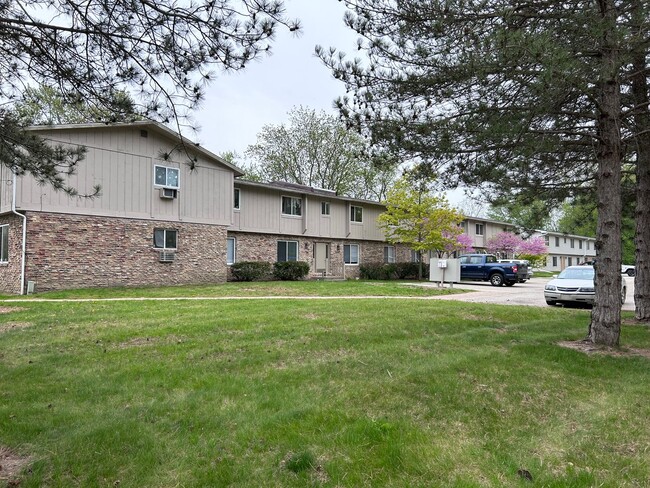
631 4 650 321
588 0 623 346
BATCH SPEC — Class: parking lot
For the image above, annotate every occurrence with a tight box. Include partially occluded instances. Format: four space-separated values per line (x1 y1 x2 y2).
424 275 635 311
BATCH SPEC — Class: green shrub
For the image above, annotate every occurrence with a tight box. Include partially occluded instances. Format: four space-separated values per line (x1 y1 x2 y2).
230 261 272 281
360 262 429 280
273 261 310 281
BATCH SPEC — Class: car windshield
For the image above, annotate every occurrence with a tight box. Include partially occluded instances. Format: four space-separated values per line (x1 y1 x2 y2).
558 268 595 280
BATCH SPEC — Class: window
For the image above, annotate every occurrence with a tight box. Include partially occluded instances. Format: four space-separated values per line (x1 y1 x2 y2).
153 229 177 249
555 236 560 247
0 225 8 262
344 244 359 265
552 256 558 267
570 239 575 249
475 223 484 236
587 241 591 250
411 250 420 263
544 235 550 246
277 240 298 262
282 196 302 216
568 257 573 266
321 201 330 216
350 205 363 223
384 246 396 263
579 240 583 249
234 188 240 210
154 165 179 188
227 237 236 265
460 221 467 232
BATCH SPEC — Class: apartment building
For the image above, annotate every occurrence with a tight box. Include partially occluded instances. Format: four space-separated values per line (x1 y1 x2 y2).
0 122 597 293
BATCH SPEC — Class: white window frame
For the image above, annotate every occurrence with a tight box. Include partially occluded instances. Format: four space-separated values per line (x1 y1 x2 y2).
344 244 360 265
475 223 484 236
350 205 363 223
411 250 420 263
281 196 302 216
234 188 240 210
227 237 236 265
154 164 180 189
384 245 396 264
321 201 330 216
277 240 298 262
0 225 8 263
153 228 177 250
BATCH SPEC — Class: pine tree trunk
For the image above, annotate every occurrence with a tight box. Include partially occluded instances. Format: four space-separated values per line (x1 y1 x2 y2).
588 0 622 346
631 6 650 321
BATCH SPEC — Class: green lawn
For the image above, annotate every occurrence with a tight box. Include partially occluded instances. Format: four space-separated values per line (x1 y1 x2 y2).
1 280 464 300
0 287 649 487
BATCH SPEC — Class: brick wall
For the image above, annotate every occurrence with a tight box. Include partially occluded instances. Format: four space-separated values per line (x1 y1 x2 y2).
0 213 27 294
22 212 228 292
228 231 412 279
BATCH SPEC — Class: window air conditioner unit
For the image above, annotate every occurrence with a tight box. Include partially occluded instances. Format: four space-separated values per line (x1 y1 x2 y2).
159 251 176 263
160 187 177 199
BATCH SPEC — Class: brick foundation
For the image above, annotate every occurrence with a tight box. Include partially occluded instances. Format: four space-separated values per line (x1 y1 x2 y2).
17 212 228 293
0 214 27 295
228 231 412 279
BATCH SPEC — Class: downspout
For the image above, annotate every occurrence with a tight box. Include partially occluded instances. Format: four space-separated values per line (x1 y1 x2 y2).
11 171 27 295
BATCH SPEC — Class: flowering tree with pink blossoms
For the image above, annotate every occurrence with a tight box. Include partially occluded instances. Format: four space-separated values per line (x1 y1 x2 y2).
440 231 474 257
485 232 524 257
517 236 549 267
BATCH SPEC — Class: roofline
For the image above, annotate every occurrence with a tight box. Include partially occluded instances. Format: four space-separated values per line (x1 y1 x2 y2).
26 121 245 177
234 179 386 206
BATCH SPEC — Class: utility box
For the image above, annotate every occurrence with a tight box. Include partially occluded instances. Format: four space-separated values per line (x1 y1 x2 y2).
430 258 460 283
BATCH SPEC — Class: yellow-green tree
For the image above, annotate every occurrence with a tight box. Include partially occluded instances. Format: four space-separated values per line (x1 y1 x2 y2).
378 175 464 279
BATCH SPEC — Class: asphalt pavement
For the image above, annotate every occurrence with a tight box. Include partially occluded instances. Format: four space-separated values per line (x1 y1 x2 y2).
421 276 635 311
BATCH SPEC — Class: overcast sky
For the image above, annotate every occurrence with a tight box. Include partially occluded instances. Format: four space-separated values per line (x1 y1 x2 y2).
191 0 356 158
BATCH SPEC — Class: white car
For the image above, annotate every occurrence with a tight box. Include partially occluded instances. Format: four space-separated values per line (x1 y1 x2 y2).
621 264 636 276
544 265 626 307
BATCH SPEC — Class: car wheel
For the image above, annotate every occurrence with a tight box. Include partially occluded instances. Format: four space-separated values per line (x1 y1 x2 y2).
621 286 627 305
546 300 557 306
489 273 504 287
505 281 515 287
627 269 635 277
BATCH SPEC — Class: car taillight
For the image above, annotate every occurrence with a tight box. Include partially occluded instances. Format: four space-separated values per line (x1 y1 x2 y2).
513 265 518 273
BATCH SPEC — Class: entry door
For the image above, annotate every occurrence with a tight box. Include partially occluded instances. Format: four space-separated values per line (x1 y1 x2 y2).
315 243 330 273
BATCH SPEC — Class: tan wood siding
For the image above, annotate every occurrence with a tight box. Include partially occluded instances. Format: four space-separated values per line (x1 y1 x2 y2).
230 185 387 241
13 126 234 225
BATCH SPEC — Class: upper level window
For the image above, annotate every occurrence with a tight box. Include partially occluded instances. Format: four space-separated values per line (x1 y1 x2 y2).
350 205 363 223
282 196 302 216
153 229 177 249
475 223 484 236
234 188 240 210
321 201 330 216
570 238 575 248
0 225 8 262
555 236 560 247
544 235 550 246
460 221 467 232
579 240 583 249
587 241 591 250
154 165 179 188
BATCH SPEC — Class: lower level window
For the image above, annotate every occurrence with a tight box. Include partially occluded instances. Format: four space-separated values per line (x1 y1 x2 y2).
411 250 420 263
227 237 236 265
344 244 359 265
277 240 298 262
384 245 396 264
552 256 558 267
0 225 8 262
154 228 177 249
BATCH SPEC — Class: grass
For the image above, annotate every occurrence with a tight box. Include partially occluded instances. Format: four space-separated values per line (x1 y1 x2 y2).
1 280 465 300
0 285 649 487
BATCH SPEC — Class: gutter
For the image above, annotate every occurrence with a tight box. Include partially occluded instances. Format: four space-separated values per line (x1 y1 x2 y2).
11 171 26 295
